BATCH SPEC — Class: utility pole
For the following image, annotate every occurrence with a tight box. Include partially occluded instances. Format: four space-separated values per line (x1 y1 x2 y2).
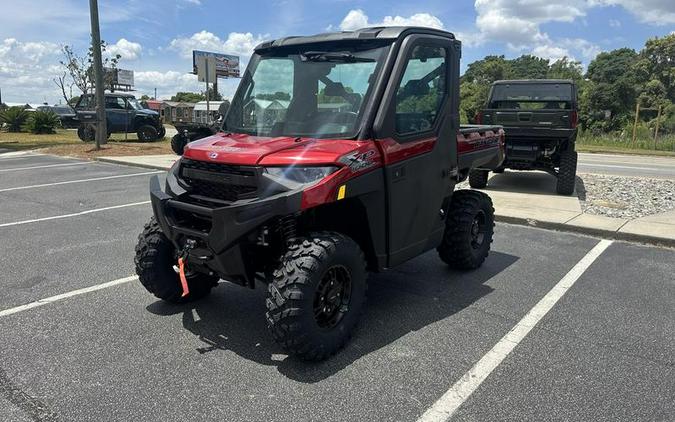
154 87 157 100
89 0 107 149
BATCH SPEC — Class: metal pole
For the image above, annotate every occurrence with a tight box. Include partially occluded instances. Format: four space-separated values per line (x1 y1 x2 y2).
631 102 640 146
205 59 210 123
154 87 157 100
89 0 107 149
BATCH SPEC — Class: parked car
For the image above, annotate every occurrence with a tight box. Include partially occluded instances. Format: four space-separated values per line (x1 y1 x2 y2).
37 105 79 129
135 26 505 360
74 93 166 141
475 79 579 195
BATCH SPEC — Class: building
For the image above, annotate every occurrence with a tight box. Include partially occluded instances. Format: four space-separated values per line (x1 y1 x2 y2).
145 100 196 124
193 101 227 124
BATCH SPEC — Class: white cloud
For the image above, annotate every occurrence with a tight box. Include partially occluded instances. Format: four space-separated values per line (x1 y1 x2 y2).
593 0 675 25
609 19 622 28
107 38 143 61
168 31 267 59
339 9 444 31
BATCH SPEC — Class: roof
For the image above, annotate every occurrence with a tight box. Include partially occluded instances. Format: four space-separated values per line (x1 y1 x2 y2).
255 26 455 51
193 101 225 111
492 79 574 85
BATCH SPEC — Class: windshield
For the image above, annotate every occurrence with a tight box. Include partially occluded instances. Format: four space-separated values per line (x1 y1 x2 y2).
224 43 390 139
489 83 573 109
126 98 144 110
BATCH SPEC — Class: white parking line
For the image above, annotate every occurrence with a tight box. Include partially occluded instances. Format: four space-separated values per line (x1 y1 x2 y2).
0 162 87 172
0 201 151 228
0 276 137 318
418 239 613 422
578 163 663 171
0 171 162 192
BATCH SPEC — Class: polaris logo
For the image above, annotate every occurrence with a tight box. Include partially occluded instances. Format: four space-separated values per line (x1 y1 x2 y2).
208 152 218 159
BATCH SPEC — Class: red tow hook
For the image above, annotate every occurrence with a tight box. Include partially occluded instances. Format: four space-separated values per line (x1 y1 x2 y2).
177 240 196 297
178 256 189 297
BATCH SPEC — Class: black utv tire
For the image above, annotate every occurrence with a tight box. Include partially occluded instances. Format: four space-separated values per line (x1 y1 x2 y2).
556 150 577 195
266 232 367 361
468 169 489 189
171 133 188 155
137 124 159 142
77 125 95 142
134 218 218 303
437 190 495 270
157 126 166 139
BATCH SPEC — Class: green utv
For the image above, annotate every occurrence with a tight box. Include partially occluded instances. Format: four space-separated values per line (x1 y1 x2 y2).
474 80 579 195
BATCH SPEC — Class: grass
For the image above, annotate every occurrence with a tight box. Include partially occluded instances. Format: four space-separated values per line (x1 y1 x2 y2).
577 132 675 157
0 128 173 158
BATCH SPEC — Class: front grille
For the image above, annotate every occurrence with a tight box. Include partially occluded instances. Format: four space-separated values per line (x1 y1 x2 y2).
180 158 258 202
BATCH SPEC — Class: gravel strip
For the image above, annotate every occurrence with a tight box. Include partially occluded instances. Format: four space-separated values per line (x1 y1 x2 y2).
576 174 674 219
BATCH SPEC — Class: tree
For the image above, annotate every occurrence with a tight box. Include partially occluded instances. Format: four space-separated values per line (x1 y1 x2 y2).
510 55 549 79
140 94 151 101
639 34 675 101
53 41 121 111
204 86 222 101
22 110 61 134
547 57 583 81
0 107 29 132
171 92 205 103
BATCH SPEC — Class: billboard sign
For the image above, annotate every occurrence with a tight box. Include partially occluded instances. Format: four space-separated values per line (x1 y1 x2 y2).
192 50 240 78
116 69 134 86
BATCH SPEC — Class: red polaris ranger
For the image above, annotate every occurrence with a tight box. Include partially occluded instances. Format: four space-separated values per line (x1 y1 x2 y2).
135 27 504 360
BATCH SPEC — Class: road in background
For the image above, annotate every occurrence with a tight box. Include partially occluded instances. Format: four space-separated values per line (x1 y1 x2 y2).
578 152 675 179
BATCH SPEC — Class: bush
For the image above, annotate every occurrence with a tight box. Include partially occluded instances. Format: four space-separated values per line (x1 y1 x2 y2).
0 106 29 132
21 110 61 134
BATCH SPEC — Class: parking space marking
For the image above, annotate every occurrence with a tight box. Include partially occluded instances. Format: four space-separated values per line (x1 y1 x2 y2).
0 171 162 192
0 162 87 172
0 201 150 228
418 239 613 422
0 276 137 318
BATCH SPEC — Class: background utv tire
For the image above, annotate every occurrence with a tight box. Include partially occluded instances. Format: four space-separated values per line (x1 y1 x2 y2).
438 190 495 269
468 169 489 189
157 126 166 139
134 218 218 303
556 150 577 195
137 125 158 142
171 134 187 155
266 232 367 361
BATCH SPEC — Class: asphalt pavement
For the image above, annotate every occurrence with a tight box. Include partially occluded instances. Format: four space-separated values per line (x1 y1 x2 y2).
0 151 673 422
578 152 675 179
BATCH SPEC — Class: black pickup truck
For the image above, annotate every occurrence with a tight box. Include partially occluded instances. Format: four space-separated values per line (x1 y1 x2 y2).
474 79 578 195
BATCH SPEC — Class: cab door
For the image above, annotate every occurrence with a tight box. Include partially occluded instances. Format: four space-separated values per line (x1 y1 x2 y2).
373 35 460 267
105 96 132 132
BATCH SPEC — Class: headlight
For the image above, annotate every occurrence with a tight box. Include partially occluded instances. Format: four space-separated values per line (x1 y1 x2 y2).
264 166 337 184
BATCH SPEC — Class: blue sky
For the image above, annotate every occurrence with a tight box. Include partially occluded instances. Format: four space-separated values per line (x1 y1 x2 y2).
0 0 673 104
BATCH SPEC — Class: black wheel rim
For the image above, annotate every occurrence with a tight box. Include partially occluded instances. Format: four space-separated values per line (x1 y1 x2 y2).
313 265 352 329
470 210 487 249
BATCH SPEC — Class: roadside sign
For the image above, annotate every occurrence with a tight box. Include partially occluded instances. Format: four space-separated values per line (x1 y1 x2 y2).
192 50 240 78
116 69 134 86
196 56 217 83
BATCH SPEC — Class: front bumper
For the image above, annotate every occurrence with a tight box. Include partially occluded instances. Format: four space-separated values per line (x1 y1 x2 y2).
149 175 302 285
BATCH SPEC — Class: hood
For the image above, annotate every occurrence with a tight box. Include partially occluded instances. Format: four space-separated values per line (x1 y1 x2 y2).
182 132 372 166
137 109 159 117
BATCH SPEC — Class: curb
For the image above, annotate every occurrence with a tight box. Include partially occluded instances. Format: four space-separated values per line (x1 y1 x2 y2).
495 214 675 248
95 157 172 171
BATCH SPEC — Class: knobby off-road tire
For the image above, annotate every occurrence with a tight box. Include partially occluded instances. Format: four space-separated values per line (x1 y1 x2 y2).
157 126 167 139
468 169 489 189
266 232 367 361
171 133 187 155
556 150 577 195
136 124 159 142
438 190 495 270
134 217 218 303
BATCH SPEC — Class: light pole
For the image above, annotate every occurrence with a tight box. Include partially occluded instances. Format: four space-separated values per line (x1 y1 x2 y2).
89 0 107 148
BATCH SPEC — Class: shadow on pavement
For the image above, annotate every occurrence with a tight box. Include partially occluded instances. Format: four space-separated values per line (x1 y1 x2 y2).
485 171 562 196
146 250 519 383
